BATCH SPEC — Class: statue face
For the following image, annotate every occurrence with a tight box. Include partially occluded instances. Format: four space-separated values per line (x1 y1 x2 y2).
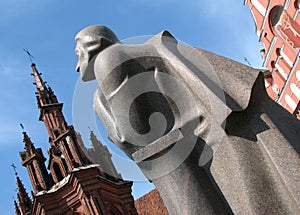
75 25 120 82
75 37 96 81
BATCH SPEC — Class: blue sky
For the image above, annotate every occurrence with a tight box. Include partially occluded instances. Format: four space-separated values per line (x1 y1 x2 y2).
0 0 263 213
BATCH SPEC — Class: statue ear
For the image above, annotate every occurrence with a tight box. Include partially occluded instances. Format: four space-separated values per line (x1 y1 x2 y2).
146 30 178 45
160 30 178 44
161 30 176 40
87 37 114 60
100 37 115 50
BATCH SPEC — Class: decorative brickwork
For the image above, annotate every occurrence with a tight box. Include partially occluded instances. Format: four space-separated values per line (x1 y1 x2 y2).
14 63 138 215
135 189 168 215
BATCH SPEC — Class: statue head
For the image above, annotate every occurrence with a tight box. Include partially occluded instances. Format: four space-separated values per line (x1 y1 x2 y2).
75 25 119 81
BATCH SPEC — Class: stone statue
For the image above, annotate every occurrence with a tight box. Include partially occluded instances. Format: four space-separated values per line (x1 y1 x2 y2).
74 25 300 215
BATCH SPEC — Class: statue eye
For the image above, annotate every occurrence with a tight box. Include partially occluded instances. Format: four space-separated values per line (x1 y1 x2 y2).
75 50 80 57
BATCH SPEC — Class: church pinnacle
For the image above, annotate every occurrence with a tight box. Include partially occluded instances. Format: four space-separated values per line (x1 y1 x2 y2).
31 63 47 92
11 164 32 215
13 62 137 214
88 130 121 178
29 63 91 180
22 131 36 156
19 131 52 194
14 199 21 215
30 63 68 143
16 176 32 214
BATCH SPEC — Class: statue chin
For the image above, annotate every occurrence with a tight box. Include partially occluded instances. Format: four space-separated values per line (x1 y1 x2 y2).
80 58 96 82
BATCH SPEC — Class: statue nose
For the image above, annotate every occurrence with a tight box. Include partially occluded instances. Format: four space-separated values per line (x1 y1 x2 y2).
76 65 80 72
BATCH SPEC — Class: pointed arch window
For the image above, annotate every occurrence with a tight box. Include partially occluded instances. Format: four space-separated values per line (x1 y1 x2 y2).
53 162 64 182
29 163 39 184
108 204 122 215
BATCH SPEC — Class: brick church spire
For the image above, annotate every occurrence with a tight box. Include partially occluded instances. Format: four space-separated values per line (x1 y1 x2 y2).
14 200 21 215
30 63 91 183
19 131 52 194
16 176 32 214
23 131 35 152
89 130 121 178
90 130 103 150
31 63 67 141
14 171 32 215
13 62 138 214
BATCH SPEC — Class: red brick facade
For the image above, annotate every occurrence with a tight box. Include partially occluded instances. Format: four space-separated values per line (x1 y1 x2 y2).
14 63 138 215
245 0 300 119
134 189 168 215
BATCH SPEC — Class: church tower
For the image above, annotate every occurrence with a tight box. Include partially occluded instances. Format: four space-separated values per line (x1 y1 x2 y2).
14 172 32 215
82 130 122 178
19 131 52 193
75 129 122 179
245 0 300 119
31 63 91 183
15 63 138 215
14 199 22 215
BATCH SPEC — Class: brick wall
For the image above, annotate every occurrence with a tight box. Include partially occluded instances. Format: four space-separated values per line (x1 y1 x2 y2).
134 189 168 215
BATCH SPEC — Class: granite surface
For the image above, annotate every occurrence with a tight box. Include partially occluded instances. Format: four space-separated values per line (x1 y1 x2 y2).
74 25 300 215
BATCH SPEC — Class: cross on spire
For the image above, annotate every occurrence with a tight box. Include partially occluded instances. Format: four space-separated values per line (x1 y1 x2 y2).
243 57 252 66
11 163 18 176
20 123 25 132
23 48 34 64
